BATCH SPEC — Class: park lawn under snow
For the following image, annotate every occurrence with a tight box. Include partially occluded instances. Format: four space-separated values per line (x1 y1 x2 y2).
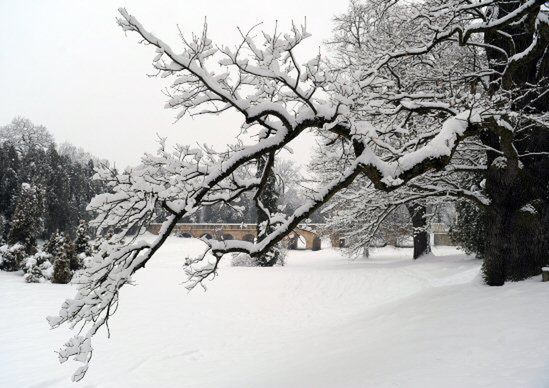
1 237 548 388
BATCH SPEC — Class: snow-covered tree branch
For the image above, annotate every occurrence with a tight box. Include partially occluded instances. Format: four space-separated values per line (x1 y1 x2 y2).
49 2 548 380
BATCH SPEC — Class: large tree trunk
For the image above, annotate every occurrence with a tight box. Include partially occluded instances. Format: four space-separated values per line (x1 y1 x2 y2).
482 130 549 286
254 154 281 267
406 202 431 260
479 1 549 285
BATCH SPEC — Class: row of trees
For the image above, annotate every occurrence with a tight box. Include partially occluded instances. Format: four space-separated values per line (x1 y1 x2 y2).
0 117 101 283
0 117 104 239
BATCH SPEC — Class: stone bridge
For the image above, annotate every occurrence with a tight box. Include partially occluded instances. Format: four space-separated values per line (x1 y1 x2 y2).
148 223 325 250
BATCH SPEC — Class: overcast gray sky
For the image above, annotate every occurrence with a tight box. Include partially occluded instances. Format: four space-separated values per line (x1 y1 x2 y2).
0 0 348 169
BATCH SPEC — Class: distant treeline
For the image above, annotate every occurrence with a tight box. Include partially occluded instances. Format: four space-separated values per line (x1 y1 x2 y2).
0 117 106 240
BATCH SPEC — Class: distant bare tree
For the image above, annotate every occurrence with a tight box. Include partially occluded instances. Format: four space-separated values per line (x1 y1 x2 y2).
0 117 54 153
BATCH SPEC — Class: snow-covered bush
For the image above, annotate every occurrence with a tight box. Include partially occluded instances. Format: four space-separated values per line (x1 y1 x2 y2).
24 261 45 283
21 251 54 283
0 243 26 272
231 253 255 267
231 247 286 267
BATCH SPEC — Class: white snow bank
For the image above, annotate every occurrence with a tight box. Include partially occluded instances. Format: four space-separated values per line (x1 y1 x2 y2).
0 238 547 387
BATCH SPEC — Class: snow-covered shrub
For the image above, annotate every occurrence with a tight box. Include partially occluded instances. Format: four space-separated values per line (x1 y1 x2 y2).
0 243 26 272
231 253 256 267
40 258 54 281
24 262 45 283
231 247 286 267
21 251 53 282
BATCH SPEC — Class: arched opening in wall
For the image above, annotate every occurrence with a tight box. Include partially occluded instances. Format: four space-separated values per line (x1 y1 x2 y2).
312 236 321 251
296 234 307 249
180 233 192 238
222 234 234 240
242 234 255 243
201 233 213 240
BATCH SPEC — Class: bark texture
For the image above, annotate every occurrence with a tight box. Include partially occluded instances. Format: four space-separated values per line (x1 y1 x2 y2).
481 1 549 285
254 154 281 267
407 202 431 260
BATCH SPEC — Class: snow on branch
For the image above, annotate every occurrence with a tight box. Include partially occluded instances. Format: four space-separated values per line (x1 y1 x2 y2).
116 8 342 130
48 4 537 380
367 0 548 71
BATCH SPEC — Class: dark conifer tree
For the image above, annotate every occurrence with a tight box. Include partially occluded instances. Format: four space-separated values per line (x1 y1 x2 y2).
43 231 64 257
64 239 80 272
7 183 44 255
0 214 5 244
44 145 71 235
18 146 49 187
74 220 91 257
0 143 20 233
450 200 487 260
52 237 73 284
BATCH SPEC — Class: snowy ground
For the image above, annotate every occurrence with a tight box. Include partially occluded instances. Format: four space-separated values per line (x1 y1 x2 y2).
1 237 548 388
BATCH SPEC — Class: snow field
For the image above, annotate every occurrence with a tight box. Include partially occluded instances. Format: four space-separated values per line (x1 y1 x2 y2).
1 237 548 387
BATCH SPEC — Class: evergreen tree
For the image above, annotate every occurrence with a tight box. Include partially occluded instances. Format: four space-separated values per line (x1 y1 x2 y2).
44 145 71 236
450 200 487 260
7 183 44 255
74 220 91 256
52 238 73 284
18 146 49 188
0 142 20 231
43 231 64 256
0 214 5 244
45 231 81 271
65 239 80 272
